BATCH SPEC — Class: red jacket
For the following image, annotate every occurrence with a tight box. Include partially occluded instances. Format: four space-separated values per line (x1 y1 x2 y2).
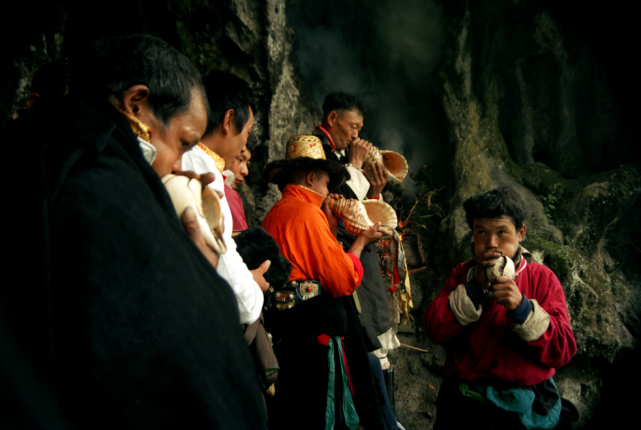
424 259 576 386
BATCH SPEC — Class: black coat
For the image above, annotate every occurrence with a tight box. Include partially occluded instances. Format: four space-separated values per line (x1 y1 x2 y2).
0 97 267 429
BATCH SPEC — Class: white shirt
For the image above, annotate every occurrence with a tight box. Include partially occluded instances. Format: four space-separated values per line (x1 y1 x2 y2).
182 145 263 325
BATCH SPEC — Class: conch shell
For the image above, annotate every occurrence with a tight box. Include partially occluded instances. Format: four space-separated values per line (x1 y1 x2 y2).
328 198 397 237
362 146 409 183
161 174 226 255
486 255 516 282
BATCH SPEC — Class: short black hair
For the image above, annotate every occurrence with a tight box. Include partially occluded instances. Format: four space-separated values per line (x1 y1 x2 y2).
31 60 72 104
463 187 527 230
70 34 204 128
322 92 366 119
202 70 257 136
265 157 349 192
245 133 257 154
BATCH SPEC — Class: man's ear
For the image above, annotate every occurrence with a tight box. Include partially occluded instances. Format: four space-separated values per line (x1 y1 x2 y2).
305 171 316 187
326 111 338 127
518 224 527 241
222 109 236 135
121 85 151 117
26 93 40 111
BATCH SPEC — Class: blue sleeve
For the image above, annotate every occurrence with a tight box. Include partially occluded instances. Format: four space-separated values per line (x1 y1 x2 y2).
464 278 489 309
505 295 533 324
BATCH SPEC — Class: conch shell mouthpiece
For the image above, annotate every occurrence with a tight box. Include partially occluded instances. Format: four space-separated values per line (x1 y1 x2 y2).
362 147 409 183
161 174 226 255
486 255 516 282
328 198 397 237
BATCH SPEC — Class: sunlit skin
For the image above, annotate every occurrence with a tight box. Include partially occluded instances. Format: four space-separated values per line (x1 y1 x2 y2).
473 215 527 311
116 85 207 177
322 108 388 198
200 107 254 170
228 146 251 189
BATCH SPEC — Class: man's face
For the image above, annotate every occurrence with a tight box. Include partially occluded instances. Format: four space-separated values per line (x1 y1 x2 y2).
228 146 252 189
141 89 207 177
308 171 330 200
328 109 363 151
472 215 526 261
206 107 254 170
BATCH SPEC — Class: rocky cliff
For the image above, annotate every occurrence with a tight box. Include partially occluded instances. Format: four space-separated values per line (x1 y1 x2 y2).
3 0 639 428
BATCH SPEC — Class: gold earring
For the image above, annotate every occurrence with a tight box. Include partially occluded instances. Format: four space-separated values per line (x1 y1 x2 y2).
118 108 154 142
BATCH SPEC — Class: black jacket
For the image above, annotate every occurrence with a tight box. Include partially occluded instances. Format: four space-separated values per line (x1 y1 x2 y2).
0 97 267 430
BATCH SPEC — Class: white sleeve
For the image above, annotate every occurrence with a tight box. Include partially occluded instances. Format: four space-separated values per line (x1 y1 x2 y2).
344 166 370 201
216 231 264 325
181 147 263 324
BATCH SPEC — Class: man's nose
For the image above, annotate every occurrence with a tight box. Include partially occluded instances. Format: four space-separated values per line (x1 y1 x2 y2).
241 164 248 177
488 234 500 248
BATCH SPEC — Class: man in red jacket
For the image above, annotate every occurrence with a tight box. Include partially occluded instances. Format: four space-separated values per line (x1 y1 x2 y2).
424 187 577 429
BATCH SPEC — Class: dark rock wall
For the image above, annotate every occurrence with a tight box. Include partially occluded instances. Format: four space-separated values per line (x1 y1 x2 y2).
3 0 639 428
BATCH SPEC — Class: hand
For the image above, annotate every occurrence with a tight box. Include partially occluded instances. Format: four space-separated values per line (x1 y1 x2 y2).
348 138 372 169
250 260 271 292
474 248 504 287
358 221 384 245
364 162 388 198
491 276 523 311
322 194 343 237
174 170 216 187
181 206 219 268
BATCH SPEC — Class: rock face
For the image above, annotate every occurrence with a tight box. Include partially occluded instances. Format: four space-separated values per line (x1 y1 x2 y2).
434 1 640 427
3 0 640 428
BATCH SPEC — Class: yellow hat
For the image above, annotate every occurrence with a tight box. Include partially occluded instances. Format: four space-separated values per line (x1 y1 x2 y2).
286 135 326 160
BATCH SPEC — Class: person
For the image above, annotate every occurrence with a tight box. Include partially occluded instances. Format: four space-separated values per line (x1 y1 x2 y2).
262 137 395 430
313 92 400 428
0 34 267 430
181 70 270 325
424 187 577 430
223 133 255 232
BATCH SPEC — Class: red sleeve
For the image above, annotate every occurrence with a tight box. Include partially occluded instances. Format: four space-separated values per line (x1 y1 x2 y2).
367 195 381 200
423 262 471 344
523 266 577 368
346 253 364 285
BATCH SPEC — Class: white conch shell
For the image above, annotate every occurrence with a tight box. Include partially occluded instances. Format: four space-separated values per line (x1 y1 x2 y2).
362 146 409 183
161 174 226 255
328 198 397 237
486 255 516 282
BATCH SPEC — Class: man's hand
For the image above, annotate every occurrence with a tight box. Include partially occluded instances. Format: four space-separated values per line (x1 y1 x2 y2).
181 206 219 268
250 260 271 292
322 194 344 237
174 170 216 187
348 138 372 169
359 221 384 245
348 222 383 259
364 162 388 198
492 276 523 311
474 248 504 287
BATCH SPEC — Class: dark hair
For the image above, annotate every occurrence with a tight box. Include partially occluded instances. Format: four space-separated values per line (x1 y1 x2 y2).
463 187 526 230
70 34 204 128
322 92 367 118
265 158 349 192
31 60 72 104
245 133 257 153
202 70 257 136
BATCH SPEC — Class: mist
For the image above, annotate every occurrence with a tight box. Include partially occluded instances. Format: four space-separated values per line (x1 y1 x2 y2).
287 0 446 171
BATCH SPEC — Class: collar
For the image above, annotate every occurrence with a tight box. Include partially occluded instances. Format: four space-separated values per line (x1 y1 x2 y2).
282 184 324 207
315 125 337 152
197 142 226 172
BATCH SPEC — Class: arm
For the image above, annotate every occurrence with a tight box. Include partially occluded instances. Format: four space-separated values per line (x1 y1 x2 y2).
423 264 467 344
511 268 577 368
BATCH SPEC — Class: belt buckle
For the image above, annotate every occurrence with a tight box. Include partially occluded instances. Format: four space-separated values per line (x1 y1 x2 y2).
270 287 296 311
297 281 320 301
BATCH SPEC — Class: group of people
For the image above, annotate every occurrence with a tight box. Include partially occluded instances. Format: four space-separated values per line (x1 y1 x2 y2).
1 33 578 430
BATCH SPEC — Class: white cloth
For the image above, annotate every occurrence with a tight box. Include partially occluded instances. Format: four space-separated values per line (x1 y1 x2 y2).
182 146 263 324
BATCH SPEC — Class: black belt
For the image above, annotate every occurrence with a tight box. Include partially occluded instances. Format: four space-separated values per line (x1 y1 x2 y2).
267 280 322 311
